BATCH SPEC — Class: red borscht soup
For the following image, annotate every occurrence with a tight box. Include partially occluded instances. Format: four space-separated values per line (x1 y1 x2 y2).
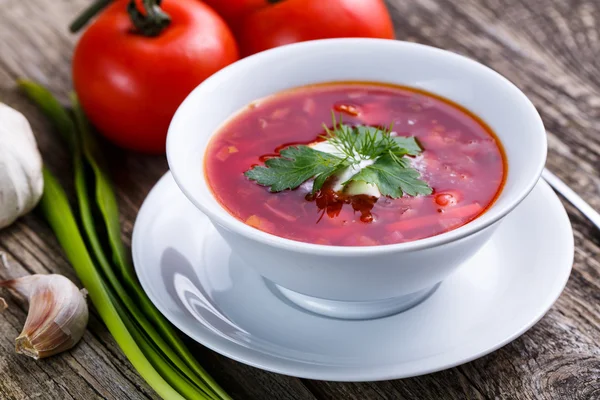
205 83 506 246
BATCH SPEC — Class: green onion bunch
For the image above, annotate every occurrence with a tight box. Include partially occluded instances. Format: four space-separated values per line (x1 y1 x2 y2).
20 81 229 400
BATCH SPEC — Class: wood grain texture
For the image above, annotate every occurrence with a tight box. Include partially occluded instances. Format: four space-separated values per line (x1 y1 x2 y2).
0 0 599 399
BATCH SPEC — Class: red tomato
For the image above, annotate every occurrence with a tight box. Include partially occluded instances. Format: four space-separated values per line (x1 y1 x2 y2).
72 0 239 153
201 0 270 24
236 0 395 57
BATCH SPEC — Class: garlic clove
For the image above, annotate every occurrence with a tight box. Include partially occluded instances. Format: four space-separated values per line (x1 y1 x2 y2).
0 257 89 359
0 297 6 311
0 102 44 229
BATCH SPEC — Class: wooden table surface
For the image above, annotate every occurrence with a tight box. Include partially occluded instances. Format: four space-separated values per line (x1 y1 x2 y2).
1 0 599 399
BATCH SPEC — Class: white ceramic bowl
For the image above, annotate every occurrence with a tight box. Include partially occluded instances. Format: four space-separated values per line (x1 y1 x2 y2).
166 39 547 319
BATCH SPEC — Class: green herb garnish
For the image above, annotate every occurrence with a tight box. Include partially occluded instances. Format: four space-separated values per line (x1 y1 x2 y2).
245 146 350 193
244 115 432 198
347 154 432 198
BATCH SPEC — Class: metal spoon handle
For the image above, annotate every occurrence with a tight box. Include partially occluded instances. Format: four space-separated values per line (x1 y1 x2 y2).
542 168 600 230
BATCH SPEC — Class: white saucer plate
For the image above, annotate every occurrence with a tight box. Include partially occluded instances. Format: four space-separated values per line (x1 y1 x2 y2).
132 172 573 382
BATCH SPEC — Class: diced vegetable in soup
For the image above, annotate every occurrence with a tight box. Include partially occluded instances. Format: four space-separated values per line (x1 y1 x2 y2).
205 82 506 246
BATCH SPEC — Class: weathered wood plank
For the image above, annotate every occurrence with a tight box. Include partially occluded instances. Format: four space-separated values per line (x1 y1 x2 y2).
0 249 157 400
303 372 487 400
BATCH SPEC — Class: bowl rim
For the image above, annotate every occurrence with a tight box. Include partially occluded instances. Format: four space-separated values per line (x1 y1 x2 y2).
166 38 547 256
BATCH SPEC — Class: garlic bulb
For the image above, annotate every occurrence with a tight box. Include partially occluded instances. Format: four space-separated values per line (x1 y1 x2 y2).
0 102 44 229
0 255 89 359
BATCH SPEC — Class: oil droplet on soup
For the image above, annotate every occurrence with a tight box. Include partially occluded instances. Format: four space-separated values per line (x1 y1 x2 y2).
205 82 507 246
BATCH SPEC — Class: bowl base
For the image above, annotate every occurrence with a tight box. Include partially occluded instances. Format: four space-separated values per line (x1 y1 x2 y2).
273 283 441 320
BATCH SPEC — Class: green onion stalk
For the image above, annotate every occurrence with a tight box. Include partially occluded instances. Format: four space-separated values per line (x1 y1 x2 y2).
20 81 230 400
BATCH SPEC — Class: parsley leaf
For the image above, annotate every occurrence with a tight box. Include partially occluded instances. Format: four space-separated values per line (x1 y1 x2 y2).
244 146 348 193
348 154 433 198
244 114 432 198
392 136 422 156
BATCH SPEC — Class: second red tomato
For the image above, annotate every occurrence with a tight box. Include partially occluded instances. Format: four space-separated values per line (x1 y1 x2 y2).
236 0 395 57
200 0 270 24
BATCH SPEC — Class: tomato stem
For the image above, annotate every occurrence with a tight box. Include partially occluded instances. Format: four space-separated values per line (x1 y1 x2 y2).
69 0 112 33
127 0 171 37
